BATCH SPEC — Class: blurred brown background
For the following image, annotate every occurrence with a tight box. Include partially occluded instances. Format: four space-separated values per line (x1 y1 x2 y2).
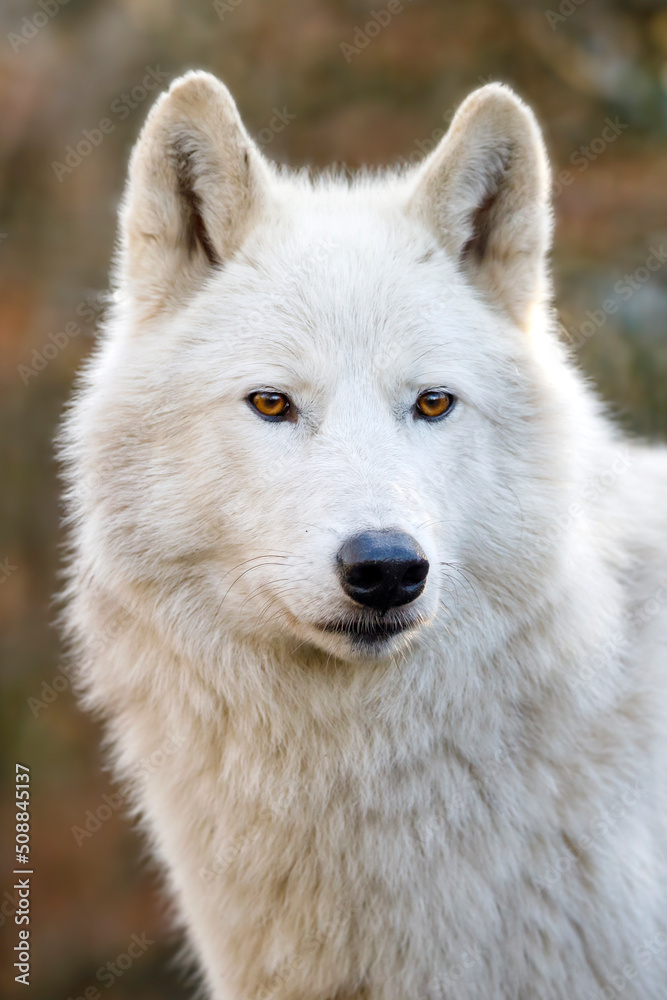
1 0 666 997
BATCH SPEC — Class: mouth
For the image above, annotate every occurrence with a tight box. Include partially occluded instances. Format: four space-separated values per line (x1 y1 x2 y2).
315 612 423 647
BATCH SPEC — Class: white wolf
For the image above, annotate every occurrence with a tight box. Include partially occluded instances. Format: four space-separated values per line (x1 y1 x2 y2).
61 72 667 999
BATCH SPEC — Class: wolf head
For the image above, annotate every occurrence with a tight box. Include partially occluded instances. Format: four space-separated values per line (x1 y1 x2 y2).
67 72 590 668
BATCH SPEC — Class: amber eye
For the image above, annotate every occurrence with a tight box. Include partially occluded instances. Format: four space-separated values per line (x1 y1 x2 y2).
248 391 292 420
415 390 456 420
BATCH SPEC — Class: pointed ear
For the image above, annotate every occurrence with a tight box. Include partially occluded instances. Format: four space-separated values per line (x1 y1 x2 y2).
118 71 270 319
407 84 552 329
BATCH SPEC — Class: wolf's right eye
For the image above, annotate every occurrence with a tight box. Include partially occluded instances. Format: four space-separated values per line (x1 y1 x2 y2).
248 391 292 421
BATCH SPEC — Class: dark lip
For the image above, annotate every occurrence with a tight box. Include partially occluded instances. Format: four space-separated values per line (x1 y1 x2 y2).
316 615 421 642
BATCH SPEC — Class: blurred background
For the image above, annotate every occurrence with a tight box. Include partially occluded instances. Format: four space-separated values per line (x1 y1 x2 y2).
1 0 667 996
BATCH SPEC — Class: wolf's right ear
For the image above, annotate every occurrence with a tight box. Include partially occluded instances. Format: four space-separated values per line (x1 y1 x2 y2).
118 71 269 319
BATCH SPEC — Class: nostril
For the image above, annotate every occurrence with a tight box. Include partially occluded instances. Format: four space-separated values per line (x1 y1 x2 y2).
347 564 385 591
401 560 429 588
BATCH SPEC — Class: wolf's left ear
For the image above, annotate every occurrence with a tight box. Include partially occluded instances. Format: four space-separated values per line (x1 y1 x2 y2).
118 71 270 319
407 84 552 329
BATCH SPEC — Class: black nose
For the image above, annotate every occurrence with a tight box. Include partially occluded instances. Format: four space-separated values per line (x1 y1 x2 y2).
337 530 429 611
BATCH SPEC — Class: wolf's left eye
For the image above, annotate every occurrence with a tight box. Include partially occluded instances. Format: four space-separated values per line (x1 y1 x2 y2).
248 391 292 421
415 390 456 420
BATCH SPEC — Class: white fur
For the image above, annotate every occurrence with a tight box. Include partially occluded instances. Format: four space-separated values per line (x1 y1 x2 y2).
61 72 667 999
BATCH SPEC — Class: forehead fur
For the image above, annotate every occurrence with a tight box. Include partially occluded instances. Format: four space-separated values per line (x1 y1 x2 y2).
137 179 530 416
